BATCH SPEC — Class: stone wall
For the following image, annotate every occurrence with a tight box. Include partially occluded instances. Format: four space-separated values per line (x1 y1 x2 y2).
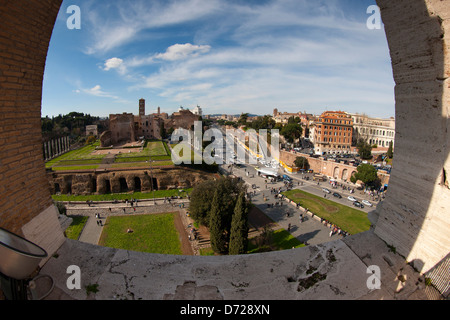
0 0 62 235
48 168 219 195
280 151 358 181
374 0 450 273
165 110 199 131
104 113 136 146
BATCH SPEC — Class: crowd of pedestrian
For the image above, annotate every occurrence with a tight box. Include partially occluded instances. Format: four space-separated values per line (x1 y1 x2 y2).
318 217 350 238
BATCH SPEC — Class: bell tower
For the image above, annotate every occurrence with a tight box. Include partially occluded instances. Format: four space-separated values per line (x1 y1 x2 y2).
139 98 145 116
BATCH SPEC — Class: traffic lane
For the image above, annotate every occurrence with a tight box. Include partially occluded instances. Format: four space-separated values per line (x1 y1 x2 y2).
223 164 348 244
288 176 376 212
224 162 376 213
300 184 373 211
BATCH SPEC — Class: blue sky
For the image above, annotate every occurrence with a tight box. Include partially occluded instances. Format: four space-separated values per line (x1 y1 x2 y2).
42 0 395 119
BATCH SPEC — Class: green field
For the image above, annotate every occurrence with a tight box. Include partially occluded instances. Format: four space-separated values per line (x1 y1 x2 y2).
115 140 170 159
46 141 105 168
98 213 182 255
247 228 305 253
170 143 196 163
199 228 305 256
52 165 99 171
111 160 174 169
65 215 89 240
52 189 192 202
282 189 371 235
47 140 175 171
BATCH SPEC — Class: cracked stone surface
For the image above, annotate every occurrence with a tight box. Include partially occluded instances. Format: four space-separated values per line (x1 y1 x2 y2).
38 230 438 300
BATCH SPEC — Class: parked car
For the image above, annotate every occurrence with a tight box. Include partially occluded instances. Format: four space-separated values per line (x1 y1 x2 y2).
322 188 331 194
353 201 364 208
362 200 373 207
333 192 342 198
347 196 357 202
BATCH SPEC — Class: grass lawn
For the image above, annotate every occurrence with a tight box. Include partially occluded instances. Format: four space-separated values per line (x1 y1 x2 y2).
146 140 169 156
170 143 196 163
111 160 174 168
199 247 215 256
115 140 169 159
111 162 153 168
247 228 305 254
98 213 182 255
52 189 192 202
52 165 99 171
56 159 104 165
200 228 305 255
46 141 105 168
65 215 89 240
282 189 371 235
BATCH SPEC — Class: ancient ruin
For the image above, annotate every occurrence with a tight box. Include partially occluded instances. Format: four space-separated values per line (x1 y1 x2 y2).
100 99 200 147
48 167 218 196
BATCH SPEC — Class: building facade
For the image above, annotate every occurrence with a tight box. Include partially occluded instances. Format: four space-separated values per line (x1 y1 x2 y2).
192 105 203 117
312 111 353 155
349 113 395 149
100 99 165 147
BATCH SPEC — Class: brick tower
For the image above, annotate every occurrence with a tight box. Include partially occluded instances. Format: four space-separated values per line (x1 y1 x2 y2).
139 98 145 116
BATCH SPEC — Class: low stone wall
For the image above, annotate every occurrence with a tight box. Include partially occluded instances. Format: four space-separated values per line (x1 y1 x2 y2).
279 150 390 186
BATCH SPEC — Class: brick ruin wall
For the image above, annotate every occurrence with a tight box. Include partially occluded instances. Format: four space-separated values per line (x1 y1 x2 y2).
0 0 63 235
48 168 219 196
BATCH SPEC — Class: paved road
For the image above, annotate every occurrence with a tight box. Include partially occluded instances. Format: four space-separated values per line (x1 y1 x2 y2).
226 164 349 245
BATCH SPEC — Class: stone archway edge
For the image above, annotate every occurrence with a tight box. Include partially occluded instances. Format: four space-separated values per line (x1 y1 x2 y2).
0 0 448 299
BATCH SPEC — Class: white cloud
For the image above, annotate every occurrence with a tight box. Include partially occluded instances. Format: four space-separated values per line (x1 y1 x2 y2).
83 85 111 97
83 0 222 54
154 43 211 61
123 43 211 70
81 85 130 104
74 0 394 118
103 57 125 73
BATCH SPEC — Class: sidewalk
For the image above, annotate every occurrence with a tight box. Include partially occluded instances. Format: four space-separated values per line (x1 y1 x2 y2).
67 199 190 246
232 165 345 245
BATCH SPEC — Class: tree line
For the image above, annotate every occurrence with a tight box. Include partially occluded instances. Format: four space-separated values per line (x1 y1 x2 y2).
41 112 105 141
189 177 250 255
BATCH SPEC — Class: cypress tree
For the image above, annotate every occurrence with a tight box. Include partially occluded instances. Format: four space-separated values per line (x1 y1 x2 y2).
387 140 393 159
229 192 249 255
209 188 227 254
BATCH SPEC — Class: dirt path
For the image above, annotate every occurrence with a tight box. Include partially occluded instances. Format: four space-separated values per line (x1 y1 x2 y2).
174 211 194 255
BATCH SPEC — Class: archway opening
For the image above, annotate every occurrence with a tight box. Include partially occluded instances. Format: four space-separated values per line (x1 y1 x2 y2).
119 177 128 193
134 177 142 192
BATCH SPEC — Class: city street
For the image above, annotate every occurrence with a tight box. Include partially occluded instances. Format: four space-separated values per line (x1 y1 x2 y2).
216 127 380 245
224 163 346 245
